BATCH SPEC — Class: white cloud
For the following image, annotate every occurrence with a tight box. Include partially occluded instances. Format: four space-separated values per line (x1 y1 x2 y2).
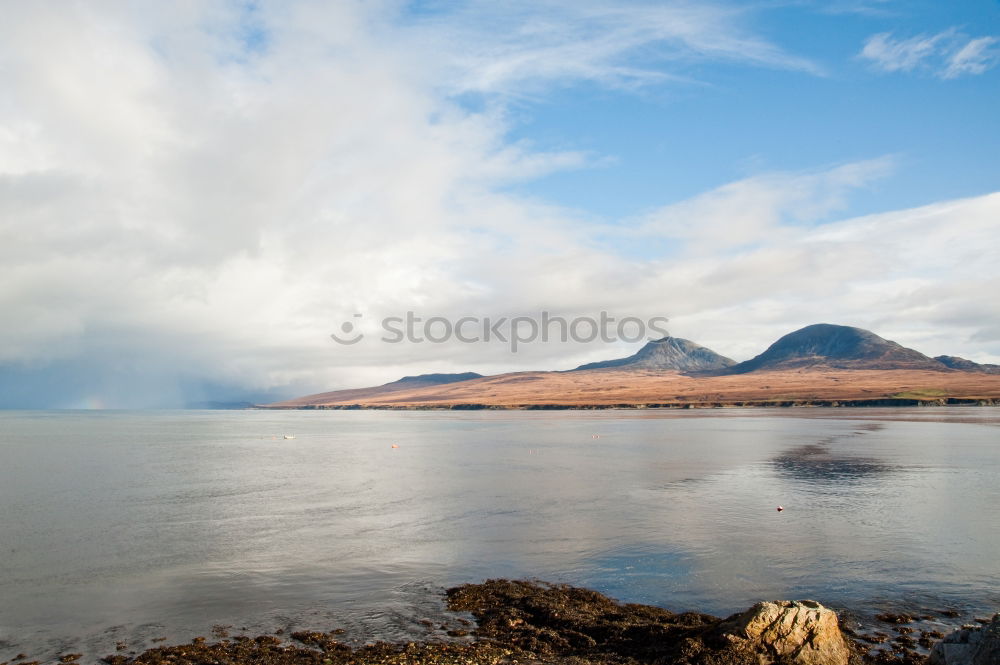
860 28 1000 78
401 0 822 97
621 187 1000 364
634 157 896 252
860 31 952 72
943 36 1000 79
0 2 997 406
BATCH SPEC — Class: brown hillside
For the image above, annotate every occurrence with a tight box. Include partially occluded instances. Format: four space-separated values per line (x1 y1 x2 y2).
266 368 1000 408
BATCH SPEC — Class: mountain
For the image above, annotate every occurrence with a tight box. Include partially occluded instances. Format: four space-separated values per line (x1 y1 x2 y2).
934 355 1000 374
573 337 736 372
390 372 484 387
264 324 1000 409
268 372 483 408
723 323 948 374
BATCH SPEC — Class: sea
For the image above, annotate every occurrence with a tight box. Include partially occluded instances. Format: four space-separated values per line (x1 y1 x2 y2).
1 408 998 661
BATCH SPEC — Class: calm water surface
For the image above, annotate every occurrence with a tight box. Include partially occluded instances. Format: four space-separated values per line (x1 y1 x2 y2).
1 408 999 660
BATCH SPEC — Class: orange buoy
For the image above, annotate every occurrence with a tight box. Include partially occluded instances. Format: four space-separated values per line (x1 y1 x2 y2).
391 444 399 449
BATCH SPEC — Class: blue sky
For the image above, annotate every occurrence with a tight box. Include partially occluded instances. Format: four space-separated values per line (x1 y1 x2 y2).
498 1 1000 224
0 0 998 407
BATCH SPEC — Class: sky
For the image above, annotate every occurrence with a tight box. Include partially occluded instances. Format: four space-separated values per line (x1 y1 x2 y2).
1 0 998 408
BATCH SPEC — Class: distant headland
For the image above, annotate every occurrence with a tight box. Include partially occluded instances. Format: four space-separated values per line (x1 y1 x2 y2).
263 324 1000 410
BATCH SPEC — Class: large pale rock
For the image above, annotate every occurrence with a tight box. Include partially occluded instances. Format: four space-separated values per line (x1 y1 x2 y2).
929 614 1000 665
719 600 852 665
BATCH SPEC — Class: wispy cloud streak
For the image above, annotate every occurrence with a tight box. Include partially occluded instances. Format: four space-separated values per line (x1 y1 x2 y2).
401 0 822 97
860 28 1000 78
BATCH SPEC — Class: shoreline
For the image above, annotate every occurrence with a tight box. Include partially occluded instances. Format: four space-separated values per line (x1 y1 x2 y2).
6 580 987 665
260 397 1000 410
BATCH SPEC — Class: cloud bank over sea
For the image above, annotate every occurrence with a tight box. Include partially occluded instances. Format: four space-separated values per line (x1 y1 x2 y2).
1 1 998 407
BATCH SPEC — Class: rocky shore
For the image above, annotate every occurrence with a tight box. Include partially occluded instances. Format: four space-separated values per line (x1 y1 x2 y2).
6 581 997 665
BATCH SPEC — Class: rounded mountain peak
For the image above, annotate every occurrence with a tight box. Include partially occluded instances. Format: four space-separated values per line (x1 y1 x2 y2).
726 323 946 373
574 336 735 372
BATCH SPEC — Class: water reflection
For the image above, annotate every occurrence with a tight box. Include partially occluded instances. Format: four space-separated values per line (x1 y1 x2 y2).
770 425 894 484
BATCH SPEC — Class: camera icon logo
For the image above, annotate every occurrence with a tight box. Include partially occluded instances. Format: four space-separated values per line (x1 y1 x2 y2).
330 313 364 345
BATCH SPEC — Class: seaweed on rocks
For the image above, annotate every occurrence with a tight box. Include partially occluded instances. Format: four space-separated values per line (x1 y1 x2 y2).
447 579 868 665
446 578 720 663
102 636 518 665
78 579 944 665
